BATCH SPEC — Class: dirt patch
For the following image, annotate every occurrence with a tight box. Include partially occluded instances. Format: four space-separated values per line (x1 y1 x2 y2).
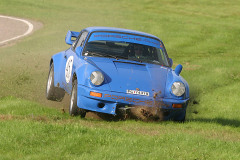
130 106 164 121
0 114 15 120
183 62 201 71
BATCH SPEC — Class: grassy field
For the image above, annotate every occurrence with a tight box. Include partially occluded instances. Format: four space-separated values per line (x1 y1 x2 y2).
0 96 239 159
0 0 240 159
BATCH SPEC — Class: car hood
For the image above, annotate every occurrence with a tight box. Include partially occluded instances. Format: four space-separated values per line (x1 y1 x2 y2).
85 57 169 97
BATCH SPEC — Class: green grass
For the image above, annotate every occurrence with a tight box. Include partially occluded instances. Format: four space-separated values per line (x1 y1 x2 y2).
0 97 239 159
0 0 240 159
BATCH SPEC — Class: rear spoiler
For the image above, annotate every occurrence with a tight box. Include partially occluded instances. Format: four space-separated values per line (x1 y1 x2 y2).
65 30 80 45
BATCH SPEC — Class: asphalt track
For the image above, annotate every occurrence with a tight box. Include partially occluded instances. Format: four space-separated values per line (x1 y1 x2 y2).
0 15 34 46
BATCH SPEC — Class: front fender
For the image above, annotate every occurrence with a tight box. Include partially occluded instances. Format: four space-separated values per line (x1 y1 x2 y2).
74 58 111 90
164 69 189 100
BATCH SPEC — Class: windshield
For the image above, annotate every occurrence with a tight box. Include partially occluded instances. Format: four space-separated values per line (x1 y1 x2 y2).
83 32 169 66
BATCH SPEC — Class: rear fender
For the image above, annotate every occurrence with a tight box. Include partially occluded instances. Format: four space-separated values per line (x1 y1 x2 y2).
51 52 65 89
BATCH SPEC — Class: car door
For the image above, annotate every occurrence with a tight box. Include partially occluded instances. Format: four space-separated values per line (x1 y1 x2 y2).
61 30 88 94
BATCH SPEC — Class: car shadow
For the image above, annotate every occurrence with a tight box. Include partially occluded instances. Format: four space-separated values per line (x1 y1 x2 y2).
188 118 240 128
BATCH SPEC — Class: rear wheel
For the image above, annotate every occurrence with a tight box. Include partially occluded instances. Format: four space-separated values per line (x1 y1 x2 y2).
46 64 65 101
69 79 86 118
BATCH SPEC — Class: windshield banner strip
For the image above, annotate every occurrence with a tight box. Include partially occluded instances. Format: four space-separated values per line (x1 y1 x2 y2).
88 32 162 49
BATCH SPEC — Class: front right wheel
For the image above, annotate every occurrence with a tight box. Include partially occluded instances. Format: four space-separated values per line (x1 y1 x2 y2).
173 110 186 122
69 79 86 118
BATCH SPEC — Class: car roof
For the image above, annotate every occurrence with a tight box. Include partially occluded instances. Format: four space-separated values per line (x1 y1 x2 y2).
84 27 160 41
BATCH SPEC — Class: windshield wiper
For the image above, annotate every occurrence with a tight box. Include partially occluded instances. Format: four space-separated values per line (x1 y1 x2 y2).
85 51 105 57
85 51 129 60
94 53 129 60
85 51 143 63
128 58 143 63
112 55 130 60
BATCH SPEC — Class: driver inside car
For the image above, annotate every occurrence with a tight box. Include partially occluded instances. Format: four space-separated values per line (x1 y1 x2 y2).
133 44 144 59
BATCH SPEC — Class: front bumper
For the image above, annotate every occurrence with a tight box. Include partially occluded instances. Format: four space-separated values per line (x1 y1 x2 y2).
77 85 189 115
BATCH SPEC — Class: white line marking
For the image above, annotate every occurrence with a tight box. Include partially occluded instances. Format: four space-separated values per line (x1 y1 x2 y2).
0 15 34 45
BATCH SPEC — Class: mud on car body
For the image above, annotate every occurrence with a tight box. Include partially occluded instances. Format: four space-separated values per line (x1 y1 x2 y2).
46 27 189 121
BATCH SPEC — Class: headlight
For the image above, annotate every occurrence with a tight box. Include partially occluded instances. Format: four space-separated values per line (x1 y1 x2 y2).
90 71 104 86
171 82 185 96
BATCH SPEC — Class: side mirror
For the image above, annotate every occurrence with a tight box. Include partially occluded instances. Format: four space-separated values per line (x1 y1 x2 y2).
175 64 183 76
65 31 80 45
169 58 173 68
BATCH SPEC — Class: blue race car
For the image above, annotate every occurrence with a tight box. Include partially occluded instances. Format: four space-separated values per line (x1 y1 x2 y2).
46 27 189 121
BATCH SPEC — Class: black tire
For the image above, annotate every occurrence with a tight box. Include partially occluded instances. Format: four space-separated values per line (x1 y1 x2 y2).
46 64 65 101
173 110 186 123
69 79 86 118
174 116 186 123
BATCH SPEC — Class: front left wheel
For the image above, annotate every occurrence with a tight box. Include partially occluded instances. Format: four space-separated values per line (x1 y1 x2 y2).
69 79 86 118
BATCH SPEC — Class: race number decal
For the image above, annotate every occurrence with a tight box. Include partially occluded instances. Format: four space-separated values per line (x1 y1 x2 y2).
65 56 74 83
